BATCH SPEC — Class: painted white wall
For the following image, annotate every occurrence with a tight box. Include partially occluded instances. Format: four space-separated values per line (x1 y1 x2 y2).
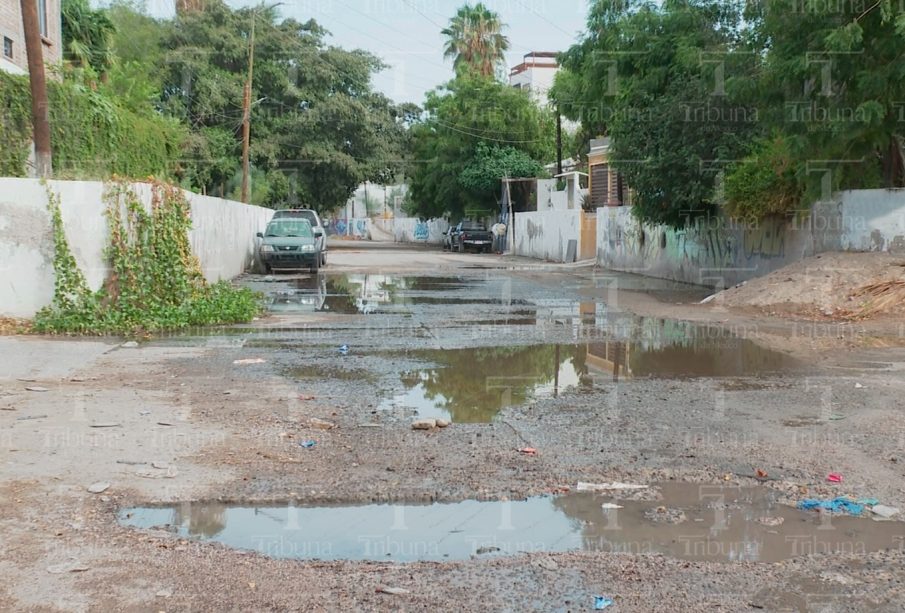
509 64 558 107
536 179 569 211
839 188 905 252
393 217 449 244
0 58 27 76
0 178 272 318
595 188 905 287
512 209 582 262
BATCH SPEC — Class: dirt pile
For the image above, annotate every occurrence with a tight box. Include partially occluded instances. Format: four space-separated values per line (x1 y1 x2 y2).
713 252 905 320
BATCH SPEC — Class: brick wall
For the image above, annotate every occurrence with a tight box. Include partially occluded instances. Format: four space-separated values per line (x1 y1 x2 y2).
0 0 62 74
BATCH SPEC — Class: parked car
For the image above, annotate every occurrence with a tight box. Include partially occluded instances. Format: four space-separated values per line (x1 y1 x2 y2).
452 220 493 253
256 218 321 273
271 209 327 266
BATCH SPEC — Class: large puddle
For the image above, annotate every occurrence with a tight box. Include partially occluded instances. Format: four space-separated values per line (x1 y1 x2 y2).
119 484 904 563
378 320 803 422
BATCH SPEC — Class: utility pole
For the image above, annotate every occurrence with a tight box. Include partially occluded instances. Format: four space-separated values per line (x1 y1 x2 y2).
556 105 563 177
240 9 256 203
20 0 51 178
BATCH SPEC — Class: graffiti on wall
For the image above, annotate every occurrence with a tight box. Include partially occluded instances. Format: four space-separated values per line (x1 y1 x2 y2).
413 222 429 241
604 209 794 275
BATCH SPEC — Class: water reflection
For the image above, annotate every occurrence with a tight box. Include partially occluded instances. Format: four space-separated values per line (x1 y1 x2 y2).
380 345 587 423
120 484 904 563
380 320 803 422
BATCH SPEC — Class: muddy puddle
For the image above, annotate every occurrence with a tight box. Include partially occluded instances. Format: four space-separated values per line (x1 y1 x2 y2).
377 321 804 422
119 484 904 563
251 274 475 315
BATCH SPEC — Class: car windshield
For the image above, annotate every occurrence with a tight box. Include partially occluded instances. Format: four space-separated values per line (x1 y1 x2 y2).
265 219 313 238
461 221 484 230
274 210 317 226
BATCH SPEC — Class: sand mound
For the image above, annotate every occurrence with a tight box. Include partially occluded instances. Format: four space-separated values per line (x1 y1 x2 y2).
711 252 905 320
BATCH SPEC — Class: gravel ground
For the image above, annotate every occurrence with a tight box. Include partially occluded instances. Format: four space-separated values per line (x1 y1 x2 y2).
2 247 905 611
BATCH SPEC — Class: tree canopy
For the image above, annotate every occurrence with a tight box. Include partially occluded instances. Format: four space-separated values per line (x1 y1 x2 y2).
408 74 554 219
50 0 415 211
442 3 510 78
554 0 905 226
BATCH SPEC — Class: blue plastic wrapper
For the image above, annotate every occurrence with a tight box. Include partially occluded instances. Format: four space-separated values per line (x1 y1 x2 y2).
797 497 864 515
594 596 614 610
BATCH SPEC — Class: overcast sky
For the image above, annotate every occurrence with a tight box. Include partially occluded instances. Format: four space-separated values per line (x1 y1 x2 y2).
141 0 591 104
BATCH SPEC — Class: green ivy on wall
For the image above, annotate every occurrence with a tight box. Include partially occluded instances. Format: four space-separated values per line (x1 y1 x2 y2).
34 181 261 335
0 71 184 179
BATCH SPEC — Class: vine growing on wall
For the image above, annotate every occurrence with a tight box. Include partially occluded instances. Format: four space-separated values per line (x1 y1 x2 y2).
0 71 184 179
34 181 261 335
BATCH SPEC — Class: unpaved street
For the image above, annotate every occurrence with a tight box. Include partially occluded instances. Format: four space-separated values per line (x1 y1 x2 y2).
2 244 905 611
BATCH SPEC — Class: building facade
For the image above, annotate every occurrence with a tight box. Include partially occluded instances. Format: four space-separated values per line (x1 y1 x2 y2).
508 51 558 108
0 0 62 75
588 137 630 208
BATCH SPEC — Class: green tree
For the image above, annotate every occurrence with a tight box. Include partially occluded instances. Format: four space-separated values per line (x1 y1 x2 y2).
442 3 510 78
555 0 756 228
408 74 554 219
61 0 117 77
158 0 409 210
460 142 545 191
721 0 905 219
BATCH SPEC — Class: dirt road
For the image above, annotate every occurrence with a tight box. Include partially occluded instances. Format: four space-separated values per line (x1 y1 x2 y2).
2 245 905 611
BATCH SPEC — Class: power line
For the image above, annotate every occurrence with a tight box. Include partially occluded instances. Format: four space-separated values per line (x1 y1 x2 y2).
431 118 549 144
510 0 577 40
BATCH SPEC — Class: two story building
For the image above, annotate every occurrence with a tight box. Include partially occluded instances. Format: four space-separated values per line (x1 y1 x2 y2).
0 0 62 75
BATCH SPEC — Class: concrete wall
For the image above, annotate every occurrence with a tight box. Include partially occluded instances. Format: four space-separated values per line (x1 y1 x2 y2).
0 178 272 318
595 188 905 287
837 189 905 252
536 179 568 211
513 209 582 263
393 217 449 244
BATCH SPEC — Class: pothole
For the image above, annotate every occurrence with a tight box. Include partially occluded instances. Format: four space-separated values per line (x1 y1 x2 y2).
118 484 904 563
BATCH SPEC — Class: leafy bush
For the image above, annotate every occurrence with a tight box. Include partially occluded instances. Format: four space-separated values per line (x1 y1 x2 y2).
0 70 184 179
33 181 261 335
724 136 804 223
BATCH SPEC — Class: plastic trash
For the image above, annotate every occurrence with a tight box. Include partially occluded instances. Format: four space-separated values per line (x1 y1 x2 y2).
595 596 614 610
299 440 316 449
797 497 864 515
871 504 900 518
339 344 350 355
577 482 648 492
827 473 843 483
377 587 410 595
518 447 537 455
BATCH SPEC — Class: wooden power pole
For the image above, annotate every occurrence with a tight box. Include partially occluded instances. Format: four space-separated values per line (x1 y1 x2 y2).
240 11 256 203
20 0 52 178
556 105 563 176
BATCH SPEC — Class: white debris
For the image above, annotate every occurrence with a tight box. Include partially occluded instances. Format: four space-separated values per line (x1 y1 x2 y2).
87 482 110 494
577 481 648 492
871 505 900 519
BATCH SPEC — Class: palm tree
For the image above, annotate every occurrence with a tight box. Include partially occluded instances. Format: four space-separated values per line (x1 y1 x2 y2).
442 3 510 78
61 0 116 78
